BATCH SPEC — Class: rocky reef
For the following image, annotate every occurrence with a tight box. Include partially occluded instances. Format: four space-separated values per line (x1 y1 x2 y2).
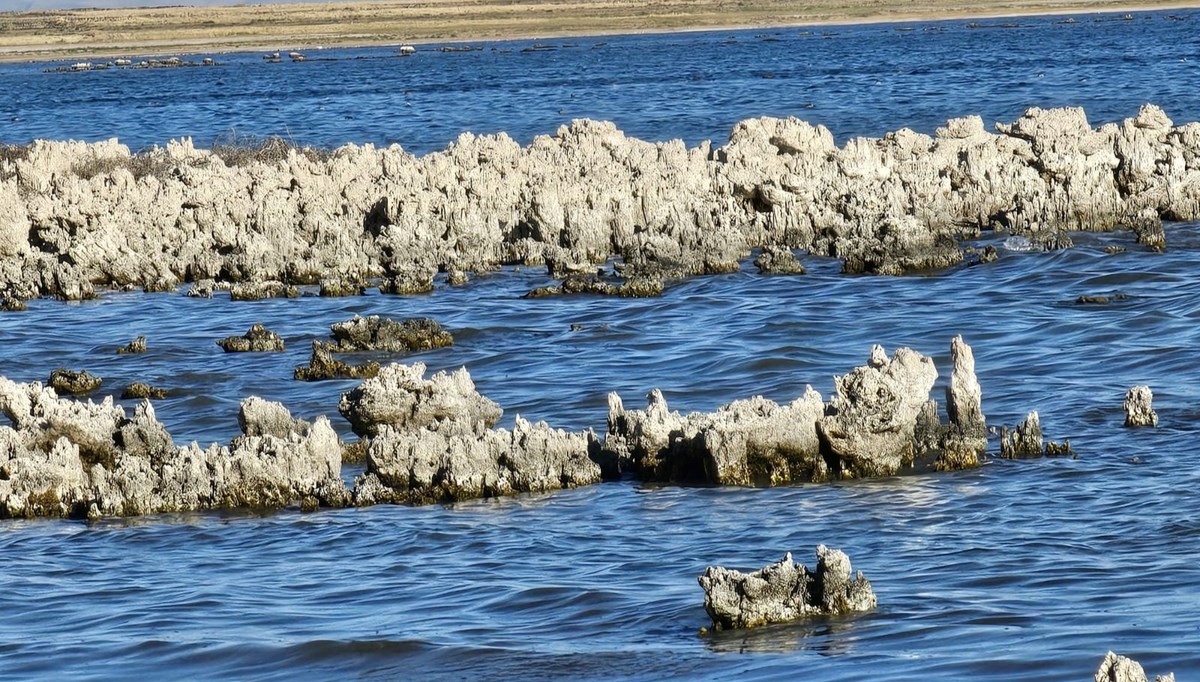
1 105 1198 302
0 377 347 518
324 315 453 353
698 546 876 630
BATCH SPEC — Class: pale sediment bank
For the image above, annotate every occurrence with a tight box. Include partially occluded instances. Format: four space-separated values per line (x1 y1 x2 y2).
1 0 1199 63
0 104 1197 303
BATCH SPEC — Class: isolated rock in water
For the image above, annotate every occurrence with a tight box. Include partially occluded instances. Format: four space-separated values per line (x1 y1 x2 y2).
753 246 806 274
0 375 349 518
294 341 380 381
945 335 987 451
1000 411 1043 458
1094 651 1175 682
1123 385 1158 427
48 368 102 395
697 546 876 631
604 387 826 484
338 362 502 438
817 345 939 477
121 382 167 399
318 278 367 297
352 416 599 505
217 323 285 352
524 274 664 299
326 315 453 352
116 336 147 354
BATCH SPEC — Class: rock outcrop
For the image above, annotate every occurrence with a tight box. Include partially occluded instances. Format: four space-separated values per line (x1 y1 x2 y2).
340 362 599 505
337 362 501 438
698 546 876 630
0 377 347 518
1094 651 1174 682
1123 385 1158 427
606 337 993 483
325 315 453 352
116 335 147 354
48 368 101 394
294 341 380 381
2 105 1199 302
217 323 285 352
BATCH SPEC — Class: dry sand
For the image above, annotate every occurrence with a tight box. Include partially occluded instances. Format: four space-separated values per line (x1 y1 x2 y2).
0 0 1198 62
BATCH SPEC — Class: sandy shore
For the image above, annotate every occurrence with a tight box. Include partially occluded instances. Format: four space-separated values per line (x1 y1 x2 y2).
0 0 1198 63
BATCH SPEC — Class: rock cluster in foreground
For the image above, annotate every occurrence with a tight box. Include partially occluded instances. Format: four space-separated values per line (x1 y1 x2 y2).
2 105 1198 301
698 546 876 630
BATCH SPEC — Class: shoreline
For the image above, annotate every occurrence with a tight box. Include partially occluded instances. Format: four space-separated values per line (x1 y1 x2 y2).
1 0 1198 64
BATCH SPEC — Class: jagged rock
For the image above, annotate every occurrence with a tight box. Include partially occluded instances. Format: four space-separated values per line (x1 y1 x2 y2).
293 340 380 381
121 382 166 399
216 323 285 352
229 281 299 301
338 362 501 438
945 335 987 453
697 546 876 631
238 396 303 438
116 335 147 354
48 368 102 395
0 376 349 518
604 387 826 484
1123 385 1158 427
352 416 599 505
753 245 806 274
1000 411 1043 458
326 315 453 352
1094 651 1174 682
817 345 938 477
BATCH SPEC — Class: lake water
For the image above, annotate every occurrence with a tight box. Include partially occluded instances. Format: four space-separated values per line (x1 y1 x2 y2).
2 10 1199 680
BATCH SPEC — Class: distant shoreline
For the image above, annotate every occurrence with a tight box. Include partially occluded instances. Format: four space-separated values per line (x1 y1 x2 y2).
1 0 1198 64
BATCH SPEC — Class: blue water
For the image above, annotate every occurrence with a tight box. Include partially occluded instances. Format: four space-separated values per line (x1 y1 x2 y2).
2 10 1200 680
2 11 1200 152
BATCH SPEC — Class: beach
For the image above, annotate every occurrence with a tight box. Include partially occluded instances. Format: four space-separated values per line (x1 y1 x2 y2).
2 0 1200 62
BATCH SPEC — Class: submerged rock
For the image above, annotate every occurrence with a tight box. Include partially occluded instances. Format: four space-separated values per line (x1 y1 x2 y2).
326 315 453 352
1094 651 1174 682
116 335 147 354
0 377 347 518
217 323 285 352
1123 385 1158 427
293 341 380 381
753 245 806 274
229 281 299 301
48 368 102 395
697 546 876 631
338 362 501 438
524 274 664 298
121 382 167 399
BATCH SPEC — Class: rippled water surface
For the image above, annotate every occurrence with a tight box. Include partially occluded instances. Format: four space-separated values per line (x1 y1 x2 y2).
2 10 1200 681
